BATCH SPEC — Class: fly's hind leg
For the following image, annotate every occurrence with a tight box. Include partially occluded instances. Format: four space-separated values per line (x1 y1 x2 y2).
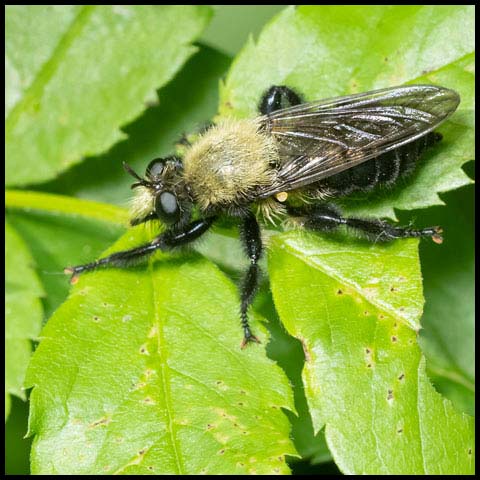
259 85 303 115
287 204 443 244
238 212 263 348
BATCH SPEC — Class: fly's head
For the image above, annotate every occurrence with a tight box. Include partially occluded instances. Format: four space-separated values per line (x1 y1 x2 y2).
124 157 191 225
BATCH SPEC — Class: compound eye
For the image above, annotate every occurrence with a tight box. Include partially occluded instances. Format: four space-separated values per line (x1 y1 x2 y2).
155 191 180 224
146 158 166 179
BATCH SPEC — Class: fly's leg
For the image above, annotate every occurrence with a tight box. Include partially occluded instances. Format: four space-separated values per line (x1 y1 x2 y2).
176 122 215 148
65 217 216 283
259 85 303 115
288 204 443 244
239 213 263 348
130 212 158 226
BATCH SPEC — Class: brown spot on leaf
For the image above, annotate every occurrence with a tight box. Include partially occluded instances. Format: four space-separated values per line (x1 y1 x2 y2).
301 338 311 362
89 416 111 428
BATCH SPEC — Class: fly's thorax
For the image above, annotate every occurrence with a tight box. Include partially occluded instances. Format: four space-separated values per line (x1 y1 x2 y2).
182 118 279 210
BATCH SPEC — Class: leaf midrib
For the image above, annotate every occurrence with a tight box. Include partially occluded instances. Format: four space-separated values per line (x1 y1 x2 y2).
149 261 184 474
5 190 129 225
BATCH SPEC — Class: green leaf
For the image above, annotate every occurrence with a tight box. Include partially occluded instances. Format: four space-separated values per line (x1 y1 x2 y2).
256 287 332 465
268 232 474 474
6 5 212 186
6 190 128 318
6 210 125 320
413 183 475 415
5 221 43 421
200 6 285 56
220 5 474 220
193 229 334 465
25 227 297 474
39 45 231 205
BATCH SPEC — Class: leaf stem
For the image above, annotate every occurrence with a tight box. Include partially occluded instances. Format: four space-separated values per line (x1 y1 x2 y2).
5 189 129 225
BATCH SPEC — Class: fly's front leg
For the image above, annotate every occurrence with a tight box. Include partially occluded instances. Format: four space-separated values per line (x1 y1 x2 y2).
130 212 158 226
288 204 443 243
239 212 263 348
65 217 216 283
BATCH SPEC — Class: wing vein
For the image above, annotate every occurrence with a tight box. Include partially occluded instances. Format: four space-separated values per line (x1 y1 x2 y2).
256 85 459 197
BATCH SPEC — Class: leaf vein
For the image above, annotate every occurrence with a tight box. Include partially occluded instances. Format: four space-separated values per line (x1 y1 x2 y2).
150 263 184 474
281 241 421 328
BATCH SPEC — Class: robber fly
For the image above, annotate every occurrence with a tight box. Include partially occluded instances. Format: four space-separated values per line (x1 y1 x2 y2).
66 84 460 347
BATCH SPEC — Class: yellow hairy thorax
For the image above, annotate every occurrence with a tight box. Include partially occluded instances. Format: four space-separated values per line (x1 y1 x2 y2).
182 118 279 210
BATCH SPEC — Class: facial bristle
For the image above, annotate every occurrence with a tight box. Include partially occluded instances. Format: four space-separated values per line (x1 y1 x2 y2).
130 185 155 222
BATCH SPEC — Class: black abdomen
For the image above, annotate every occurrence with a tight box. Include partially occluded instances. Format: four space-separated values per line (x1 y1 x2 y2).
319 132 442 196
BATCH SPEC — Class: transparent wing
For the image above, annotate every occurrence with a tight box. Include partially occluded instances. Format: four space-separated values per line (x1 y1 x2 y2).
257 84 460 197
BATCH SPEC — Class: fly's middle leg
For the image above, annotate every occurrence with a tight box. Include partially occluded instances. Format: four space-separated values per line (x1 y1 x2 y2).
238 212 263 348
